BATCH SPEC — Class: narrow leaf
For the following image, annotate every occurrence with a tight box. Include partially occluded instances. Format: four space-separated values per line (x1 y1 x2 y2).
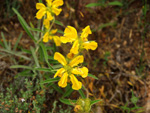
10 65 33 70
0 48 31 60
59 98 76 106
90 99 101 106
78 89 86 99
108 1 123 7
62 87 74 98
12 8 36 42
98 22 116 30
86 3 103 7
1 32 8 49
41 77 60 84
88 73 98 80
30 46 40 67
55 20 64 26
13 32 23 51
52 84 64 94
34 67 55 72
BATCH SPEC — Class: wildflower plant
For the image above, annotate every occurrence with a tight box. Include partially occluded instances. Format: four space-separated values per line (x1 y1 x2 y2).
3 0 102 112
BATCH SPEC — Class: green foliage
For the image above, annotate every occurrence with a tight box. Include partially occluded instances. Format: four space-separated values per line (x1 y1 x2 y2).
2 0 21 18
120 90 143 113
86 1 123 8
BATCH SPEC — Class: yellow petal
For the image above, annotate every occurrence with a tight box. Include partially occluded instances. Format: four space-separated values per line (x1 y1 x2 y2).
46 0 52 7
52 7 62 15
51 29 57 34
52 0 63 7
36 3 46 10
70 74 82 90
72 67 88 78
54 52 67 66
47 11 53 20
61 26 77 43
53 36 61 46
69 55 84 67
58 72 68 88
43 19 50 29
54 68 65 78
70 40 79 54
60 36 73 43
36 9 46 19
43 32 49 42
81 25 92 41
83 41 98 50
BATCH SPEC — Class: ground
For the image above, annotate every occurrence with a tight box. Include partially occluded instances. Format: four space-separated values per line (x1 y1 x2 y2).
0 0 150 113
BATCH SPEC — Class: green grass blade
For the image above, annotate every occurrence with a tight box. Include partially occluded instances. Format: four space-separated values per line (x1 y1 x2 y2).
41 77 60 84
88 73 98 80
57 30 64 34
10 65 33 70
34 67 55 73
62 87 74 98
52 84 64 94
0 39 4 47
30 46 40 67
29 28 44 33
90 99 101 106
12 8 36 42
0 48 31 60
98 22 116 30
40 43 53 69
86 3 103 7
78 89 86 99
59 98 76 106
13 32 23 51
108 1 123 7
1 32 8 49
54 20 64 26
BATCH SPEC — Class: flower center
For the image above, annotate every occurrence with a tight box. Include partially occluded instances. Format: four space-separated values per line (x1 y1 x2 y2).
64 65 72 75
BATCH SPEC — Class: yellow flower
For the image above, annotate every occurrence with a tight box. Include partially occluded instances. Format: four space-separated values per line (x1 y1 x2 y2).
36 0 63 20
62 25 98 54
54 52 88 90
43 29 61 46
60 26 78 43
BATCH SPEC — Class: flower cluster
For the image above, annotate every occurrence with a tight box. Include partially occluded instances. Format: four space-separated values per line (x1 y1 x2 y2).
36 0 63 45
36 0 98 90
61 26 98 57
54 52 88 90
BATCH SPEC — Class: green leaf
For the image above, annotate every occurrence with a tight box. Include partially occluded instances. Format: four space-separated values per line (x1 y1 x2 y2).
108 1 123 7
78 89 86 99
10 65 33 70
55 20 64 26
13 32 23 51
30 46 40 67
52 84 64 94
98 22 116 30
12 8 36 42
90 99 101 106
62 87 74 98
88 73 98 80
86 3 103 7
59 98 76 106
40 43 48 62
41 77 60 84
40 43 53 69
1 32 9 49
34 67 55 72
0 48 31 60
29 28 44 33
57 30 64 34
